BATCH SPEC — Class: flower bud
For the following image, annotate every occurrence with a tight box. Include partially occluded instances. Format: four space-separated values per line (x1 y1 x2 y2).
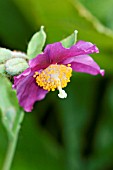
0 48 12 63
11 51 28 59
5 58 29 76
0 64 5 74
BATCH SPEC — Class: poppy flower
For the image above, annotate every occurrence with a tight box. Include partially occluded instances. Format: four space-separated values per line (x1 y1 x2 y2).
13 41 104 112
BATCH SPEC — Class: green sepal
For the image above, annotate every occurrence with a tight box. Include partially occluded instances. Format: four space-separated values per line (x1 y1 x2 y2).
27 26 46 59
61 30 78 48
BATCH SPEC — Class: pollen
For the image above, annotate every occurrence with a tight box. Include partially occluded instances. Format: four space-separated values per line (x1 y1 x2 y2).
33 64 72 98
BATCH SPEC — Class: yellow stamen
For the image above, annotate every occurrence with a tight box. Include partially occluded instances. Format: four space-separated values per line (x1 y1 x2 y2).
33 72 39 78
33 64 72 98
67 64 71 67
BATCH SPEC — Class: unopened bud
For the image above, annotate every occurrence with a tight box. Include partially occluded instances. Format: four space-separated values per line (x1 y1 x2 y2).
5 58 29 76
0 48 12 63
0 64 5 74
11 51 28 59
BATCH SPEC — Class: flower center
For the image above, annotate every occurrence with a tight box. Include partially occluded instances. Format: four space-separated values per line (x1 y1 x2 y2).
33 64 72 98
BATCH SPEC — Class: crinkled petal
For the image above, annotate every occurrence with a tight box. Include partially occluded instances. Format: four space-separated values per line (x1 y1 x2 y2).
13 68 31 89
29 53 50 70
29 41 99 69
75 40 99 53
13 72 48 112
62 55 105 76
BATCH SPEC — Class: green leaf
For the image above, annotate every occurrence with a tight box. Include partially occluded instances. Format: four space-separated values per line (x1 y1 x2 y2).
61 30 78 48
0 48 12 64
27 26 46 59
0 76 23 139
79 0 113 31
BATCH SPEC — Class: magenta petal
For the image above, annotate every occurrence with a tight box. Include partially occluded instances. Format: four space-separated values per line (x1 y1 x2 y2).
45 42 99 64
13 68 31 89
100 69 105 76
29 41 99 69
29 53 50 70
75 40 99 53
29 42 67 68
13 72 48 112
62 55 105 76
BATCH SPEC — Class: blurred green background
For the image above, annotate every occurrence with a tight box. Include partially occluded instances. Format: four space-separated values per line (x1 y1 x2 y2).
0 0 113 170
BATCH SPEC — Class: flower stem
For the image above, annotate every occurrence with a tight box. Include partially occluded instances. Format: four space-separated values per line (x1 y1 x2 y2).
2 110 24 170
2 134 18 170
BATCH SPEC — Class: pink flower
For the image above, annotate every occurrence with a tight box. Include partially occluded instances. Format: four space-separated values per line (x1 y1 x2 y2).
13 41 105 112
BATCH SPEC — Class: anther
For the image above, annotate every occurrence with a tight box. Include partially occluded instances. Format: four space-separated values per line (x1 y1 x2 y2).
34 64 72 98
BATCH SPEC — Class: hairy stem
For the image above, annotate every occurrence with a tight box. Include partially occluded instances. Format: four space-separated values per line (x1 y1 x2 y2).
2 110 24 170
2 135 18 170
